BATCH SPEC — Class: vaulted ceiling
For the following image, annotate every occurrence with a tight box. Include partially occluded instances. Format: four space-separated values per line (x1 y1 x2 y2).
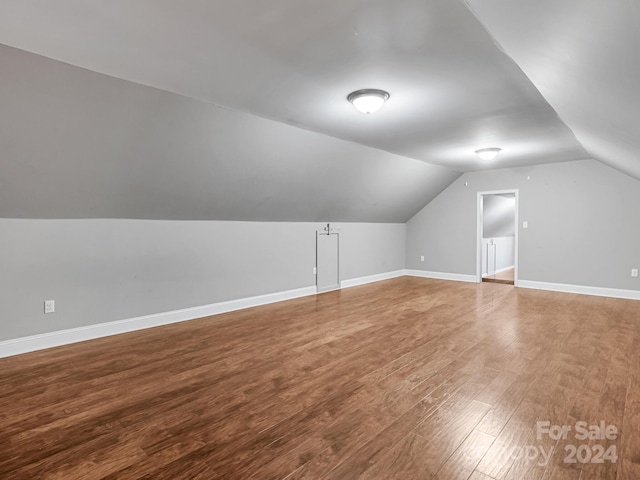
0 0 636 221
466 0 640 180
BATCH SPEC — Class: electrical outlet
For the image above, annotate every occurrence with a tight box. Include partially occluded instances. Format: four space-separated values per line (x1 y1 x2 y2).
420 255 425 262
44 300 55 314
313 266 317 275
632 269 639 278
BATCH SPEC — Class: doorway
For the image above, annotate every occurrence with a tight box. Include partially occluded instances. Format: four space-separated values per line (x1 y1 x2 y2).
316 224 340 293
477 190 519 286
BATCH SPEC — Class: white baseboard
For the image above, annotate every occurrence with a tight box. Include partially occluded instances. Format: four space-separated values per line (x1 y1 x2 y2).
518 280 640 300
8 271 634 359
341 270 406 288
0 269 409 359
0 285 317 359
405 269 477 283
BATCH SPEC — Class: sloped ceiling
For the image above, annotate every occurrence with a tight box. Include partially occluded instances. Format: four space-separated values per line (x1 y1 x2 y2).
466 0 640 180
0 45 457 222
0 0 613 221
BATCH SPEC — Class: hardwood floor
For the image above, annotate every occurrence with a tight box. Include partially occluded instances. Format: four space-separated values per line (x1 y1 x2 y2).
1 277 639 479
483 268 515 285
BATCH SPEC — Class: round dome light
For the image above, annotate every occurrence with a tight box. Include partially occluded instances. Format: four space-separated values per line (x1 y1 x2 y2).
475 147 502 161
347 89 390 114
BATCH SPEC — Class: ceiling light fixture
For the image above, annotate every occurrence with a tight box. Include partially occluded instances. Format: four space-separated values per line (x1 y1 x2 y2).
347 89 390 114
475 147 502 161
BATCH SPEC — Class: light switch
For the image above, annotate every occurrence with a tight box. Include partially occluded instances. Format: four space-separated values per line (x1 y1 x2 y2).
523 221 528 229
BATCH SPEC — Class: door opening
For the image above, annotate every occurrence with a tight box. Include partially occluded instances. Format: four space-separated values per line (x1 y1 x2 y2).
477 191 518 286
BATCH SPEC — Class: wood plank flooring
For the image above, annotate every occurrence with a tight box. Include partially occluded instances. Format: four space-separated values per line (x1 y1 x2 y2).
1 277 639 479
483 268 515 285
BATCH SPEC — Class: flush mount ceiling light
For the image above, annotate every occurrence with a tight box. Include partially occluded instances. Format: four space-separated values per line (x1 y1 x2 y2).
475 147 502 161
347 89 390 114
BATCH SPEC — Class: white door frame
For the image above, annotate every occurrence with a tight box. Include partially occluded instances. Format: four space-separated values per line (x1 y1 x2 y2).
476 189 519 285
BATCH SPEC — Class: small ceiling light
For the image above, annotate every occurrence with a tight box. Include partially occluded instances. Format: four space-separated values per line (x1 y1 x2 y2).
475 147 502 161
347 89 390 114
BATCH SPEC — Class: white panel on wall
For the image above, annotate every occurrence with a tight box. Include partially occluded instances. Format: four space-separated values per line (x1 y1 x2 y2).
317 233 340 293
487 242 496 275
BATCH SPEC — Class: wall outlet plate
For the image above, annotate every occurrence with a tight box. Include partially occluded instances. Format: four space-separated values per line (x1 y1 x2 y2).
44 300 55 314
632 269 639 278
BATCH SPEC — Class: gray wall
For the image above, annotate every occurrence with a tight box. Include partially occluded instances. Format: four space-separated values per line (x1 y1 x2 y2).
0 220 405 341
407 159 640 291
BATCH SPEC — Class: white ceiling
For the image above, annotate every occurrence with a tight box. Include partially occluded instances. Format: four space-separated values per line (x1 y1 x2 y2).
0 0 592 172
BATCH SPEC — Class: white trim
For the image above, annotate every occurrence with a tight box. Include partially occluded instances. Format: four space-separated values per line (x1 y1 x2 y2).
405 269 477 283
482 265 515 278
0 269 409 359
518 280 640 300
0 286 316 359
5 273 636 359
341 270 406 288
